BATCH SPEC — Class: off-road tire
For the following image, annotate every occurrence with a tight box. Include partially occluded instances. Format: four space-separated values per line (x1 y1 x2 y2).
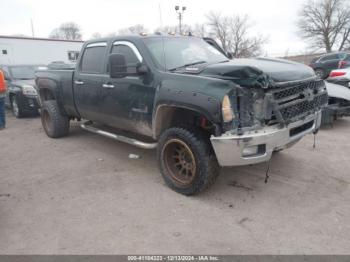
157 127 220 195
41 100 69 138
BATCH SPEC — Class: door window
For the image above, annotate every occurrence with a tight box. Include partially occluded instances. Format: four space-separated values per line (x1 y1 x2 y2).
112 45 140 65
320 54 339 62
110 42 143 74
81 44 107 73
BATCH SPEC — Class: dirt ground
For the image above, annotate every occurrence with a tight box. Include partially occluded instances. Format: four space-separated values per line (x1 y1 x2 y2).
0 111 350 254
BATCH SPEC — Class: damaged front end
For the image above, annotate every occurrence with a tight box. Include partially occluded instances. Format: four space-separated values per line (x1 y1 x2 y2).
206 61 328 166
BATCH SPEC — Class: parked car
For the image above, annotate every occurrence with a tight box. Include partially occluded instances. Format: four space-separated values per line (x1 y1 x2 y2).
0 64 43 117
309 52 350 79
327 67 350 87
35 35 328 195
322 81 350 125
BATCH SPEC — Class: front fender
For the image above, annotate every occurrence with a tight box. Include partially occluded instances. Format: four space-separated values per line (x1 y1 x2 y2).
325 82 350 101
154 73 238 124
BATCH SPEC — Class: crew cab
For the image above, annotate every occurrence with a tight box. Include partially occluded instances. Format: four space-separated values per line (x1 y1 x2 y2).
35 35 328 195
0 64 41 117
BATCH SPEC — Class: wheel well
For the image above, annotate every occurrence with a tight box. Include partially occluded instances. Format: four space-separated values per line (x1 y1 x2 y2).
153 106 218 139
39 88 55 102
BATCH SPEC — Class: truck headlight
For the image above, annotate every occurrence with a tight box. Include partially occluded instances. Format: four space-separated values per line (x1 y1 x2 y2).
222 95 234 122
22 85 37 96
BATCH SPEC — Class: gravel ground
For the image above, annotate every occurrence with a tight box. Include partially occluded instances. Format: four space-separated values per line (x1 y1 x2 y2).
0 111 350 254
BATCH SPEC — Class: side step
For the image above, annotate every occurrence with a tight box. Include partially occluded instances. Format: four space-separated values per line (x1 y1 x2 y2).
80 121 157 149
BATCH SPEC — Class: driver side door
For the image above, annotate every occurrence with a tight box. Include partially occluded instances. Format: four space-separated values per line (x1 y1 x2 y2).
99 41 155 137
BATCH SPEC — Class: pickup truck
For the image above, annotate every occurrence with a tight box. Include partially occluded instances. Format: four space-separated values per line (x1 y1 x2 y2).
35 35 328 195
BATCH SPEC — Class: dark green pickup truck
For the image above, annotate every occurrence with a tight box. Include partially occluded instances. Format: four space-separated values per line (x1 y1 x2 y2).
35 35 328 195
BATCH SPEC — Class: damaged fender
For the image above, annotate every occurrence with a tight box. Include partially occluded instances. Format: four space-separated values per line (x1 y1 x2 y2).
152 73 238 138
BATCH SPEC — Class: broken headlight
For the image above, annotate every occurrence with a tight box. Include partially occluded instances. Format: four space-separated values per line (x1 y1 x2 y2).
222 95 234 123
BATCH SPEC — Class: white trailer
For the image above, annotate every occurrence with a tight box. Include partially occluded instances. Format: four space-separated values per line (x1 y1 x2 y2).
0 35 84 65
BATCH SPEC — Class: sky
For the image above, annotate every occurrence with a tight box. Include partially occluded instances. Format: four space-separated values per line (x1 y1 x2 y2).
0 0 312 56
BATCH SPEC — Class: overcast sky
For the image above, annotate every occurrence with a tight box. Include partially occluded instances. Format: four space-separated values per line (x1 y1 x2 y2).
0 0 311 56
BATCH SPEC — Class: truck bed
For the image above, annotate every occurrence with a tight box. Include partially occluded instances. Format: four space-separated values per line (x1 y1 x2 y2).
36 69 79 118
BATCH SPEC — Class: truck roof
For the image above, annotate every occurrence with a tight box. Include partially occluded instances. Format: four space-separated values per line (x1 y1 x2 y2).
84 34 201 45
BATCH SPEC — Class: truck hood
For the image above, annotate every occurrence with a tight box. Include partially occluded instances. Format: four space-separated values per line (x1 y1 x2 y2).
194 57 316 88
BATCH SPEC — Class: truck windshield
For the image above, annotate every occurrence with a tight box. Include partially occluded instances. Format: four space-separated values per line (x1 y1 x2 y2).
9 66 38 80
143 37 228 71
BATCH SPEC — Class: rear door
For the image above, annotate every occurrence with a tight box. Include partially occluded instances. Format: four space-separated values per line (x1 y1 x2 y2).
74 42 108 121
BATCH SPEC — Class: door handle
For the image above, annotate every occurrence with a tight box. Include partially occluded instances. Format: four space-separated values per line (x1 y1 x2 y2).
102 83 115 89
74 80 84 85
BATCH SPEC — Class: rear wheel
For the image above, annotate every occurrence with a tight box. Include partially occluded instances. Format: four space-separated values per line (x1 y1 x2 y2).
157 127 219 195
41 100 69 138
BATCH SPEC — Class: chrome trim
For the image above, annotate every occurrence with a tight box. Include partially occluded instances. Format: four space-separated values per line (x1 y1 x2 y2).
102 83 115 89
81 121 157 149
210 111 322 166
112 41 143 62
86 42 107 48
74 80 84 85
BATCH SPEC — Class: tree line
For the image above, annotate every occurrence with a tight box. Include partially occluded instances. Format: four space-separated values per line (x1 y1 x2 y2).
49 0 350 57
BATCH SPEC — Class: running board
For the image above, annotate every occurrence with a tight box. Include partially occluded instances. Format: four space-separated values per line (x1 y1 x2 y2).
80 121 157 149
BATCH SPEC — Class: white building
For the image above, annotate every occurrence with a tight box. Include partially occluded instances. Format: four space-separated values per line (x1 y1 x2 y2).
0 35 84 65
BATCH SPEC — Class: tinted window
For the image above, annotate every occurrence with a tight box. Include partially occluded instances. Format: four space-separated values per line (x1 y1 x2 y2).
111 45 139 65
81 46 106 73
320 54 339 61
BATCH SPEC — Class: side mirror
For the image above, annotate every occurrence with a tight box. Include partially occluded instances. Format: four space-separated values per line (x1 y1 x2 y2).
137 63 148 75
109 53 127 78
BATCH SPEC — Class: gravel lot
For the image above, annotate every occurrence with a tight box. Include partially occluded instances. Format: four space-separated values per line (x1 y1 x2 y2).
1 111 350 254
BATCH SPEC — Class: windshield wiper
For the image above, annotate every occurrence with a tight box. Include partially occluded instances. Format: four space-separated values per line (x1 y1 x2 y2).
169 61 207 72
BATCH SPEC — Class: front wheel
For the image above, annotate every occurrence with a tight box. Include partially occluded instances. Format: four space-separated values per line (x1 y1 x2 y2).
157 127 220 195
11 95 23 118
41 100 69 138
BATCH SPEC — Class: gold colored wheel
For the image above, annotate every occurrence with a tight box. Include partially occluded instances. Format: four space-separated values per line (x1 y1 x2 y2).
162 138 197 186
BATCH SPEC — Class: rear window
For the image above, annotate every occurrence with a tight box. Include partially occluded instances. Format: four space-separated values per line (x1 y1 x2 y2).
81 45 106 73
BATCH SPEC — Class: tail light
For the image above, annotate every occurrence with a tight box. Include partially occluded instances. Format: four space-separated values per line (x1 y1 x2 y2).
338 60 348 68
329 71 346 78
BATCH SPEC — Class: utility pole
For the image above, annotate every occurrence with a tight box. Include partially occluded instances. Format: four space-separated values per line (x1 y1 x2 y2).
30 19 35 38
175 5 186 34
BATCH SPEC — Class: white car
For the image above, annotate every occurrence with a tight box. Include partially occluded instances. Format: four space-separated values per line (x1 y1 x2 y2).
322 78 350 125
327 67 350 87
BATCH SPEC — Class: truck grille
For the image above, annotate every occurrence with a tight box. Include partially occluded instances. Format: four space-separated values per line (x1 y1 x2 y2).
269 79 328 123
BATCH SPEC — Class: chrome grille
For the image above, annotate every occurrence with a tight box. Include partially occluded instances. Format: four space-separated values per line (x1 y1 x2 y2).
269 79 328 123
272 79 324 100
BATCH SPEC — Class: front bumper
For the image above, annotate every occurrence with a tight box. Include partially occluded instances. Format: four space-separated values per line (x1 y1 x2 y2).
19 94 40 112
210 111 322 166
